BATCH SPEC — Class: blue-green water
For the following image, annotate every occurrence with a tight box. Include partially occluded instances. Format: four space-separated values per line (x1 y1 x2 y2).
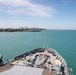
0 30 76 75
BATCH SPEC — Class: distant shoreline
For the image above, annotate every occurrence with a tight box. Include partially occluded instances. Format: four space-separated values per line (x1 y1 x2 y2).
0 27 45 32
47 29 76 31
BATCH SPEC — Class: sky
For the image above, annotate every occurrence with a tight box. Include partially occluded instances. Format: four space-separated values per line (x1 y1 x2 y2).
0 0 76 29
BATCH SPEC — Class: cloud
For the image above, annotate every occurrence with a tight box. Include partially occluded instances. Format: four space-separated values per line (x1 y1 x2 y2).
0 0 57 17
0 20 7 28
0 20 5 26
11 21 30 28
0 20 32 28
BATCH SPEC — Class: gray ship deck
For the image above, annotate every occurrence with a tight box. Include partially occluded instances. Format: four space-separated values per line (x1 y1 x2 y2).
0 65 49 75
0 48 70 75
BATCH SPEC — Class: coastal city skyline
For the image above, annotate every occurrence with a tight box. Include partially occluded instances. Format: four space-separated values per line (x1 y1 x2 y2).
0 0 76 30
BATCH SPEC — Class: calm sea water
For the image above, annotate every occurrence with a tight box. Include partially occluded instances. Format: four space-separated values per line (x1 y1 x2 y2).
0 30 76 75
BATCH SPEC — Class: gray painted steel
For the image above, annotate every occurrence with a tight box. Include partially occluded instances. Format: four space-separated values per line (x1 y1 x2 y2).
0 65 44 75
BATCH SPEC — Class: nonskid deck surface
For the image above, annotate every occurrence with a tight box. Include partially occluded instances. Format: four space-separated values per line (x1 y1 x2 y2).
0 64 14 72
0 48 70 75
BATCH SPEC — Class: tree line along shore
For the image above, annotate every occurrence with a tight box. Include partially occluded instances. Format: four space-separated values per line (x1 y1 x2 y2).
0 27 45 32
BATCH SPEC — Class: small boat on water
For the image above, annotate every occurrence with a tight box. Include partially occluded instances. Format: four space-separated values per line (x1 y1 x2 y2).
0 48 72 75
